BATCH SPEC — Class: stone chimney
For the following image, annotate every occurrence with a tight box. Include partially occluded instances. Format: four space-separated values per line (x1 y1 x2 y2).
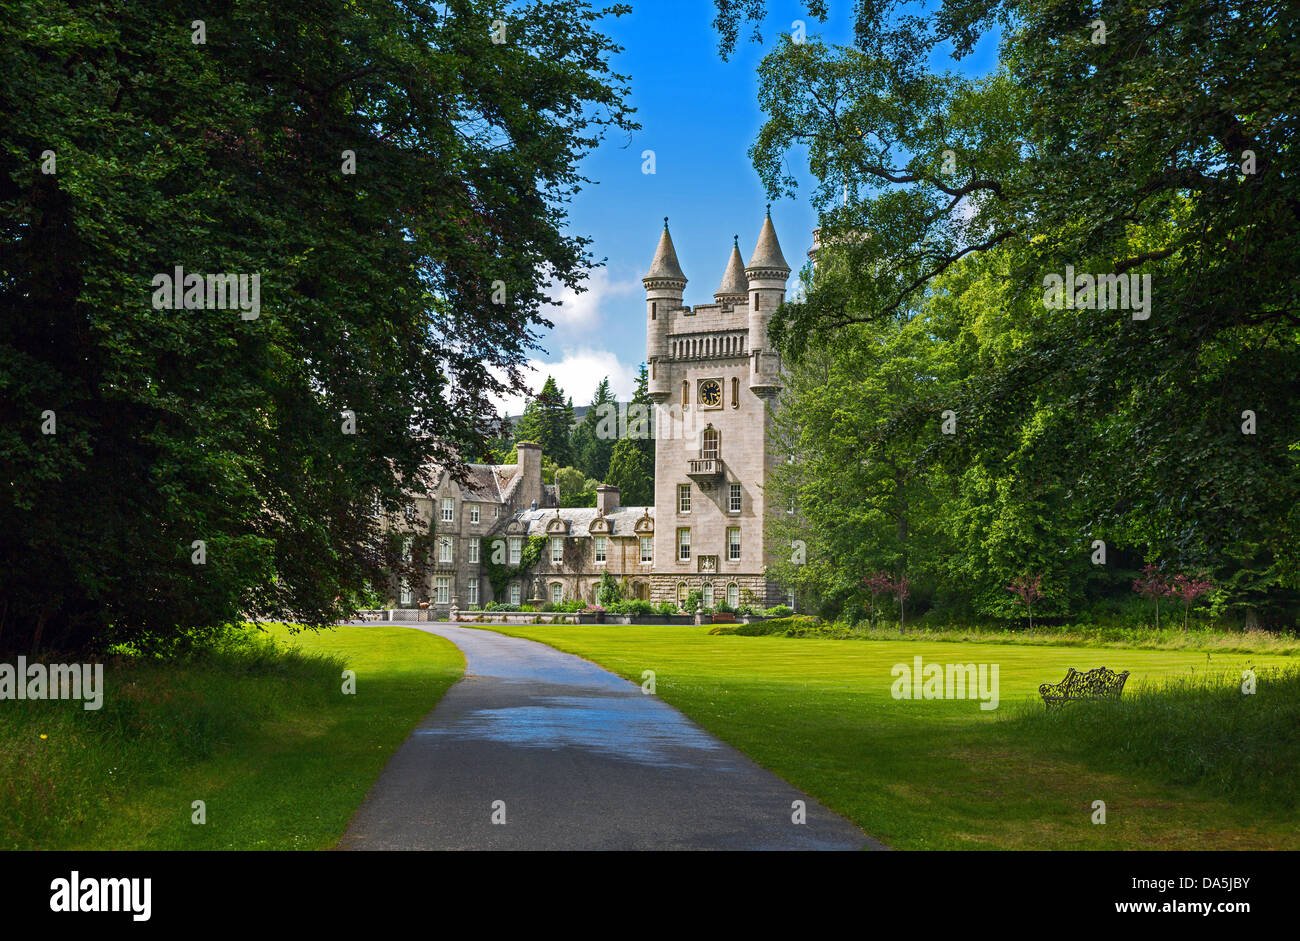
596 484 620 515
514 441 544 510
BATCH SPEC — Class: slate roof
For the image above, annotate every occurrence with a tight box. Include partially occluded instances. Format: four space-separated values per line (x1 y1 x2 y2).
746 208 790 272
515 505 654 537
643 220 687 282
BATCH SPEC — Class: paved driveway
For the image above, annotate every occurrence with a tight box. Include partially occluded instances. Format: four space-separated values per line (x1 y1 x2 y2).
338 624 884 850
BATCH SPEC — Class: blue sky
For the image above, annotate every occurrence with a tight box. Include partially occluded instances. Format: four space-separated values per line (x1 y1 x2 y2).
498 0 998 415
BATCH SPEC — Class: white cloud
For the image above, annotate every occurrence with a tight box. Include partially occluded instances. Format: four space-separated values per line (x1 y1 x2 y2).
491 347 639 417
543 267 640 334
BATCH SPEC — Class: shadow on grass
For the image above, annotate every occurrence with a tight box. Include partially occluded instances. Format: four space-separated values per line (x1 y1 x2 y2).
1003 663 1300 812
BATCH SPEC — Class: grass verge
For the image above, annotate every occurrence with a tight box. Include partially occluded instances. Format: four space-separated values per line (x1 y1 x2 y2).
479 622 1299 849
0 623 463 849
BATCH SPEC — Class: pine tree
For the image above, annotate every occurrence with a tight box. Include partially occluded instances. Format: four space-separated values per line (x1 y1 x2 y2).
571 376 616 481
630 363 655 468
514 376 574 467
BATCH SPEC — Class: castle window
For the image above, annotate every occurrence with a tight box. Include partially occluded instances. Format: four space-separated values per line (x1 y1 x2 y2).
400 537 412 563
678 484 691 513
468 578 479 605
731 376 739 406
728 527 741 561
469 540 479 564
677 528 691 561
510 583 521 605
640 536 653 563
551 536 563 563
399 578 413 607
702 583 713 606
441 498 454 522
702 428 719 460
594 535 607 563
727 583 739 608
509 537 522 565
435 576 450 605
438 536 453 563
551 583 563 605
678 582 688 607
729 483 742 513
470 505 480 524
652 301 657 320
682 380 689 407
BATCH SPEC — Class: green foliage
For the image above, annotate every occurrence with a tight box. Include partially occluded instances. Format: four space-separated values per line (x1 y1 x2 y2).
762 604 794 618
741 1 1299 628
605 436 654 506
0 0 636 654
606 599 657 616
480 534 547 601
710 615 848 637
595 569 622 607
514 376 575 468
569 376 617 481
555 465 599 507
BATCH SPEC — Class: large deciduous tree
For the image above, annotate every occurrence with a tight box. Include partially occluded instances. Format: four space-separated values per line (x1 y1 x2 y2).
0 0 635 653
718 0 1299 624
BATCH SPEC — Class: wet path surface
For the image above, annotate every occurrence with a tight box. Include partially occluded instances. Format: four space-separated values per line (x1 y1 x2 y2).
338 624 883 850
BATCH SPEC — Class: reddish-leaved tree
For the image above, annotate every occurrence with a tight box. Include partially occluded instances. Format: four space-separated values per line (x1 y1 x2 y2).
1132 563 1172 629
1168 574 1214 630
1006 574 1045 630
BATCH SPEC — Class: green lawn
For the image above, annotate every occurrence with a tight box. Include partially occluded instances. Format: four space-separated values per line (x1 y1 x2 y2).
479 623 1300 850
0 624 463 850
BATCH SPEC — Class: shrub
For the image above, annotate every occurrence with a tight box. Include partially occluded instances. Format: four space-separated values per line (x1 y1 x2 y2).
595 570 623 607
763 604 794 618
655 601 680 617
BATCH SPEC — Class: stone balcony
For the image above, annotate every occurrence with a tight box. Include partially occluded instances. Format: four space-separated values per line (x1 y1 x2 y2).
687 454 723 480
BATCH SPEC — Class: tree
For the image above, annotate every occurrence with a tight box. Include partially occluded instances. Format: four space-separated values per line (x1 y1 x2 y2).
1168 575 1215 631
555 466 598 507
1133 564 1171 630
570 376 616 481
720 0 1300 625
605 436 653 507
0 0 636 654
1006 574 1045 631
514 376 575 468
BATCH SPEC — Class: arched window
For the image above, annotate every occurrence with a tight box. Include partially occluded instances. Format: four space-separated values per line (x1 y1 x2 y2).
677 582 688 607
682 380 689 407
731 376 739 407
702 427 719 460
702 583 713 606
727 583 739 608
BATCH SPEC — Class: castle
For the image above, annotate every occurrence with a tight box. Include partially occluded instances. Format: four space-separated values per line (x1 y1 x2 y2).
391 210 793 613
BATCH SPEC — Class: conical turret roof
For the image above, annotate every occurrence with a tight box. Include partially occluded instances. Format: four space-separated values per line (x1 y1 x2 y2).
746 205 790 273
715 235 749 297
643 218 686 282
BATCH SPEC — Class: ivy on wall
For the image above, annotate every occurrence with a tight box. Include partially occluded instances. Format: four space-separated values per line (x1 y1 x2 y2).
481 534 547 600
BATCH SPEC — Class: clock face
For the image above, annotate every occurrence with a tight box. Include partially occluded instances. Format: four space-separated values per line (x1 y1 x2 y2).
699 379 722 407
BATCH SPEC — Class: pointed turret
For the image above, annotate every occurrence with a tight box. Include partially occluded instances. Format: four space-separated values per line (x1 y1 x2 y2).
714 235 748 303
745 206 788 399
643 217 687 284
643 218 683 403
745 205 790 275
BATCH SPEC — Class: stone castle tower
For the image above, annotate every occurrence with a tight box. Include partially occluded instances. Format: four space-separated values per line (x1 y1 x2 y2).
642 209 791 608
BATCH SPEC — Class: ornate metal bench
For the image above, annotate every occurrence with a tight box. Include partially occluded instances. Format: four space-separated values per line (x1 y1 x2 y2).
1039 667 1130 709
